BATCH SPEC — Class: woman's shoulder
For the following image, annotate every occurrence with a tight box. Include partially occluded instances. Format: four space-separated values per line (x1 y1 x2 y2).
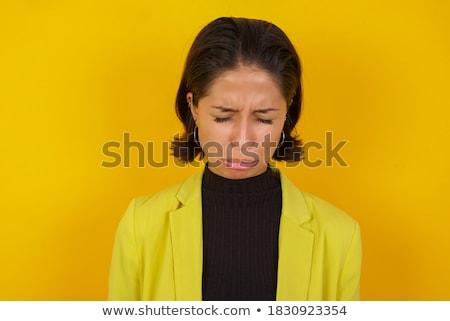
302 191 357 229
278 170 358 231
127 171 203 218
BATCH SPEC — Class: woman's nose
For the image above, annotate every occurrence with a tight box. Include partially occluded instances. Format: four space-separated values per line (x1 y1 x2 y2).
231 120 251 143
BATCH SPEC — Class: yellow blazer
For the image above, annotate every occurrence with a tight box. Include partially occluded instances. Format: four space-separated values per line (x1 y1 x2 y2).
108 169 362 300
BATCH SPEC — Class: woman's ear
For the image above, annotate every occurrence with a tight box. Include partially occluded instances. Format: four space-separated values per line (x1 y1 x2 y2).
186 92 198 124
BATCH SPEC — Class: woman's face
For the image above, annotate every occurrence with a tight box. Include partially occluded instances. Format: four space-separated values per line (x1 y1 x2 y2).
188 65 287 179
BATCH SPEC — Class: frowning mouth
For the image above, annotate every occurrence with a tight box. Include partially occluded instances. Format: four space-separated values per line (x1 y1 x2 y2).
223 159 259 169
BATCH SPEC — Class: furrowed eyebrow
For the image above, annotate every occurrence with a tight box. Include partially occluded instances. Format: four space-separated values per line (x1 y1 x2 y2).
210 106 280 113
210 106 238 112
253 108 279 113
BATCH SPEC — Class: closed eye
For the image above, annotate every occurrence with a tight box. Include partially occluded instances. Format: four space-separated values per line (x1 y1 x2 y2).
257 118 273 124
214 117 231 123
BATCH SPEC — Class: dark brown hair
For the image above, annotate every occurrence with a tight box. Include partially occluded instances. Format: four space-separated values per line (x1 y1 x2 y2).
171 17 303 162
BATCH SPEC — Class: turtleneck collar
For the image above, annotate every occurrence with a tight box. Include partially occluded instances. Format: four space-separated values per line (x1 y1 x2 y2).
202 164 280 194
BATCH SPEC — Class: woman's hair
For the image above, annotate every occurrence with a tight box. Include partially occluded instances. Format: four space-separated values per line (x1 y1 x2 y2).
171 17 303 162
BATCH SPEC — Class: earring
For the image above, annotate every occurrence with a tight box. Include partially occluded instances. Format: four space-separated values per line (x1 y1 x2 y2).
278 131 285 148
193 126 200 145
187 94 194 108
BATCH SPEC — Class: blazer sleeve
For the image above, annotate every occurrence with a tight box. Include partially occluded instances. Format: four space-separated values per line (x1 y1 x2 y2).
108 199 141 300
337 221 362 300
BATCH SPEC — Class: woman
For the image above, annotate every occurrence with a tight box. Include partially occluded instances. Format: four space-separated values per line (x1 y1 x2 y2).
108 17 361 301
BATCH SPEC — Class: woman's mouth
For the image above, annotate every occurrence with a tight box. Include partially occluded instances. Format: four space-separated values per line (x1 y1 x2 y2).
223 159 259 169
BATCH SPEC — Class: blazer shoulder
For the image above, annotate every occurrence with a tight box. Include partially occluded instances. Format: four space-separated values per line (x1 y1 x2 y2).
300 191 360 253
129 171 203 222
133 181 182 212
303 191 357 227
280 171 358 233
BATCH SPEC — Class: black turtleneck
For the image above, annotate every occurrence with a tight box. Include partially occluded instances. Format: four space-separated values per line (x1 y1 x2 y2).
201 165 282 301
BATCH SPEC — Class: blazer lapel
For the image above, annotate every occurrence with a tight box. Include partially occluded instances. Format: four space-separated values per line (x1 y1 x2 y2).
276 170 315 300
169 172 203 300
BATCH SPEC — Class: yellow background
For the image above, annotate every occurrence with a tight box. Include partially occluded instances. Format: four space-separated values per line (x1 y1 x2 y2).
1 0 449 300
